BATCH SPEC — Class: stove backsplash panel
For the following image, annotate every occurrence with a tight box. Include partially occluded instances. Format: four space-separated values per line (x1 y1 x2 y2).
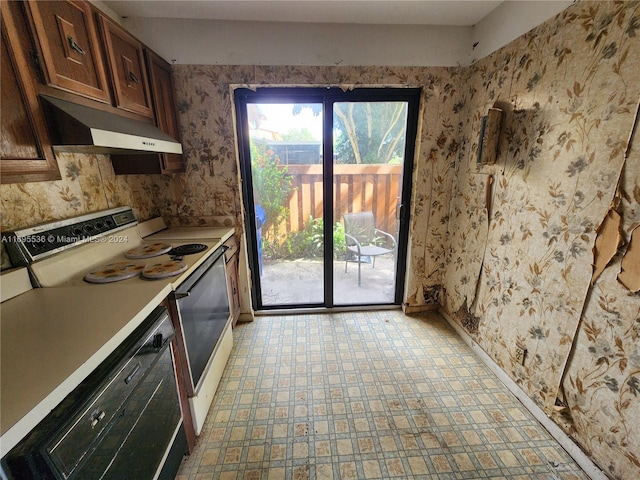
0 152 166 270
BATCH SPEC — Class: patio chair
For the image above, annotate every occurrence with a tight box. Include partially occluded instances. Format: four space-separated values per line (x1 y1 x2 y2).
342 211 396 286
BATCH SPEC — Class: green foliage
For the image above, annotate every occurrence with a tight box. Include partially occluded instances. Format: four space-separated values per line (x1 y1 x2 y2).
250 141 294 255
279 216 346 260
285 216 324 259
333 221 346 256
281 128 316 141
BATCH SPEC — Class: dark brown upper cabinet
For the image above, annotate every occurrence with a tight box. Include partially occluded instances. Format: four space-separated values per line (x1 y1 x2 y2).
146 49 184 173
1 1 60 184
111 49 185 175
3 0 182 179
23 0 111 104
97 14 154 119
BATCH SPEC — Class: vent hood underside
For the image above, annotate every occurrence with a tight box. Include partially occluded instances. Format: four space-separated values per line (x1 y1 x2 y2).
41 95 183 155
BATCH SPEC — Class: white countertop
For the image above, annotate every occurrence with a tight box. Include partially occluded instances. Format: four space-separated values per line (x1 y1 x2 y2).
0 226 234 455
145 226 235 242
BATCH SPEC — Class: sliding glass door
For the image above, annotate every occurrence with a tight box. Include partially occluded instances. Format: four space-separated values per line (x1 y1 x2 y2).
245 101 325 306
235 88 420 310
332 100 408 305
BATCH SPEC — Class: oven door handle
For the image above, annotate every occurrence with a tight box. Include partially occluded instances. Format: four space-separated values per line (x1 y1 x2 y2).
174 245 228 298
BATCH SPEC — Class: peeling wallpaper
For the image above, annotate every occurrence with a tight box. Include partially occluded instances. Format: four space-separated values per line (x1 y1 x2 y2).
441 2 640 478
562 118 640 478
1 1 638 477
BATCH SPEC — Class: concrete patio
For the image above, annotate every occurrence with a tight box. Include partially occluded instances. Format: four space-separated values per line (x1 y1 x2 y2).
259 254 396 306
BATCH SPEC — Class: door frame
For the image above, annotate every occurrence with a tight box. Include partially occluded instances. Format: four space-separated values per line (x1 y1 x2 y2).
234 86 421 311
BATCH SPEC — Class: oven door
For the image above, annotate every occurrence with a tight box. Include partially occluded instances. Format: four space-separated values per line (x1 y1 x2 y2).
2 307 187 480
172 247 230 392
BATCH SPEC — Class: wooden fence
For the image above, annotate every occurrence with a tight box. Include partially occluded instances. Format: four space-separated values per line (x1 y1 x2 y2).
281 164 403 235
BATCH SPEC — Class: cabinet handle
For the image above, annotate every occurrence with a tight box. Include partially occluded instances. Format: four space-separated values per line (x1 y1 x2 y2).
124 362 141 384
67 36 86 55
129 71 140 84
90 410 106 428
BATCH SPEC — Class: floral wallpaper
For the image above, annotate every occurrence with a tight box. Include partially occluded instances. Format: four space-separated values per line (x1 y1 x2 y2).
562 112 640 478
167 64 452 308
0 152 163 269
414 69 461 307
2 1 638 476
441 1 640 478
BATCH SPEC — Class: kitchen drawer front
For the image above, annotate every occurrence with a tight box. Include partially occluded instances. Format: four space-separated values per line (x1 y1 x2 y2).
45 317 174 477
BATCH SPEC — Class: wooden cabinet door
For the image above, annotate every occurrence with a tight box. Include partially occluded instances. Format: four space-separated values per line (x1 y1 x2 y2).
224 236 242 327
146 50 185 173
98 14 153 118
111 49 185 175
1 2 60 184
24 0 110 103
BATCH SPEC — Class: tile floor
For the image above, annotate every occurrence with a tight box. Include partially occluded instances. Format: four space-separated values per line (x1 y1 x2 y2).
176 311 589 479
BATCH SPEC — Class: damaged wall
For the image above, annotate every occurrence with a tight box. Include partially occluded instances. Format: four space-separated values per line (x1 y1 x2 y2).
164 65 457 310
406 69 461 308
441 1 640 478
561 107 640 477
1 2 637 475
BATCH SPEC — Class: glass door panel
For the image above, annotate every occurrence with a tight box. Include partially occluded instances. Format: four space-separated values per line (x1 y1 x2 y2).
246 102 324 306
332 101 408 305
236 87 419 310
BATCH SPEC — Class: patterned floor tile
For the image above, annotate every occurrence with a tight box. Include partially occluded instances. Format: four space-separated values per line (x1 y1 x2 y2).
177 311 589 479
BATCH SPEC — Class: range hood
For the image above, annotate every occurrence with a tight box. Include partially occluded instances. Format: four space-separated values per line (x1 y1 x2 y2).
41 95 183 155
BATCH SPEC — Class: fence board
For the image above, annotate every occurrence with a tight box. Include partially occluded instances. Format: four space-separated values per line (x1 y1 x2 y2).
302 176 311 224
314 181 323 219
353 177 363 213
270 164 402 236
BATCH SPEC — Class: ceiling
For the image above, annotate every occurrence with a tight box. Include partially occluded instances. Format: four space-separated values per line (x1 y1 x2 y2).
102 0 505 26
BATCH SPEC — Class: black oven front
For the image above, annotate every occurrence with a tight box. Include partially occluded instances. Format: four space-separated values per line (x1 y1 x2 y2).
2 307 187 480
170 246 230 394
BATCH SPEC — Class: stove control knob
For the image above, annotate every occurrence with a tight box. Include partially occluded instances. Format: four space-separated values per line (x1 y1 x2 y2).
31 239 47 250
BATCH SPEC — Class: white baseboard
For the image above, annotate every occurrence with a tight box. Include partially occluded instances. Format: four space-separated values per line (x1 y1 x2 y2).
438 308 607 480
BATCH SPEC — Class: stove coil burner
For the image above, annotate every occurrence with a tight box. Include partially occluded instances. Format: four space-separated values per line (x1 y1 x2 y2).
168 243 208 257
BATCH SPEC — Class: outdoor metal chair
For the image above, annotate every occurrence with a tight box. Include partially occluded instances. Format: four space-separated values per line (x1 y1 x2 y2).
342 211 396 286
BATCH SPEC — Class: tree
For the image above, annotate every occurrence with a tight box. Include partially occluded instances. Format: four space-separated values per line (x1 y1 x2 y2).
291 102 408 164
281 128 316 142
333 102 407 164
